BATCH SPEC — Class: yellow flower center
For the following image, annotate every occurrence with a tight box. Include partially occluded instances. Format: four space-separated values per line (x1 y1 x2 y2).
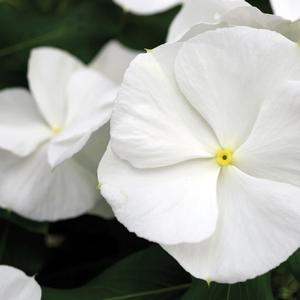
51 127 62 135
216 148 233 167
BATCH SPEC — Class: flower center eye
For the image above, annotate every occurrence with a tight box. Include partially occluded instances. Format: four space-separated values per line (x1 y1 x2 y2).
51 127 62 135
216 149 233 167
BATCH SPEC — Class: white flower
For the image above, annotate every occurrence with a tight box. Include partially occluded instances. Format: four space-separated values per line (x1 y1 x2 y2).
167 0 249 42
113 0 183 15
270 0 300 21
0 40 137 221
0 266 41 300
98 25 300 283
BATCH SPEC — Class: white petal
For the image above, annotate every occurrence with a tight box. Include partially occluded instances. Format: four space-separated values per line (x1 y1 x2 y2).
48 68 117 168
98 146 220 245
222 6 286 29
270 0 300 21
167 0 249 42
235 81 300 187
0 266 41 300
75 124 114 219
220 6 300 42
164 166 300 283
111 43 219 169
175 26 300 149
113 0 182 15
0 88 50 156
0 146 98 221
89 196 114 220
180 6 295 42
28 47 83 127
90 40 139 84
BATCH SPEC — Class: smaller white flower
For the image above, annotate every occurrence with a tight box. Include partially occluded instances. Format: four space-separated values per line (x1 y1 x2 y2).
113 0 183 15
0 266 41 300
167 0 249 42
0 41 137 221
270 0 300 21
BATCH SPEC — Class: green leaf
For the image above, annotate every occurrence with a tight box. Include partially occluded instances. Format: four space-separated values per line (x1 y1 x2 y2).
42 246 191 300
247 0 272 13
0 208 48 234
182 274 274 300
288 248 300 281
0 223 47 275
0 0 178 89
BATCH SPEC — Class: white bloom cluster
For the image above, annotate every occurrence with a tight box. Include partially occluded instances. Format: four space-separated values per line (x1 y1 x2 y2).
2 0 300 296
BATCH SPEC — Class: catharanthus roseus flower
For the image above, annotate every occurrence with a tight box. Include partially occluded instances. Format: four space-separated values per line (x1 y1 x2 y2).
0 41 137 221
0 266 41 300
113 0 183 15
98 26 300 283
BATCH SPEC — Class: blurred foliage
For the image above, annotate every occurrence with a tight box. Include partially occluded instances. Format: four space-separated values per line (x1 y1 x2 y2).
0 0 178 89
0 0 299 299
0 208 48 234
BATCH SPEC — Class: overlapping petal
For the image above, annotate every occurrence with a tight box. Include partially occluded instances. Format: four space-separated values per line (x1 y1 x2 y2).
236 81 300 187
48 68 117 168
0 146 98 221
113 0 182 15
75 124 114 219
167 0 249 42
98 146 220 245
0 88 51 156
0 266 41 300
28 47 83 128
111 43 219 169
90 40 139 85
175 26 300 149
164 167 300 283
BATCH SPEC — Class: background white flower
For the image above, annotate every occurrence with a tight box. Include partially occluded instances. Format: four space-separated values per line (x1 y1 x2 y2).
270 0 300 21
0 266 41 300
177 4 300 46
167 0 249 42
0 40 137 221
98 26 300 283
113 0 183 15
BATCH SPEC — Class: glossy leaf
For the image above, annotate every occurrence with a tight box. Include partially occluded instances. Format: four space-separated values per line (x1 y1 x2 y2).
42 246 191 300
182 274 274 300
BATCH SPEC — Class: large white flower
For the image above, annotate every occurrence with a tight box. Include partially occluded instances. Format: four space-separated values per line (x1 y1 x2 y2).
113 0 183 15
0 40 137 221
98 25 300 283
270 0 300 21
0 266 41 300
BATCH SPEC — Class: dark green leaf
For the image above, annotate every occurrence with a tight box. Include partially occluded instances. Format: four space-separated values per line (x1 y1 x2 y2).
0 208 48 234
182 274 274 300
247 0 272 13
287 248 300 281
0 223 47 275
0 0 178 89
42 246 191 300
